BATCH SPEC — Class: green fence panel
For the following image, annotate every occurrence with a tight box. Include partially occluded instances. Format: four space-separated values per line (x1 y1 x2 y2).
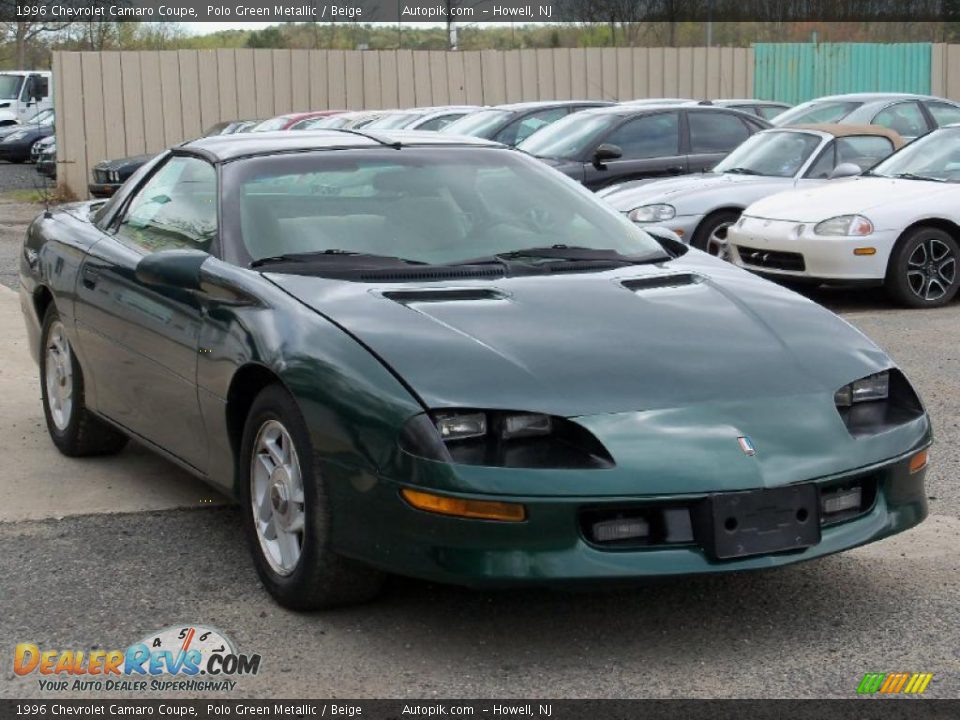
754 43 931 104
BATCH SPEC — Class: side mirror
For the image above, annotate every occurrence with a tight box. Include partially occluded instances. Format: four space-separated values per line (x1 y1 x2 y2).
593 143 623 167
135 249 208 290
829 162 862 180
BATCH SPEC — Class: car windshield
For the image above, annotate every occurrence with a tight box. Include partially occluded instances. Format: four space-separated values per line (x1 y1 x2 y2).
713 130 823 177
0 75 23 100
225 147 667 270
366 112 419 129
441 110 513 138
251 117 290 132
869 127 960 182
772 100 862 125
517 113 618 160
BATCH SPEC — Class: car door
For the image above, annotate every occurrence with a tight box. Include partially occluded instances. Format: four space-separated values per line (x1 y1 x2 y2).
685 110 755 172
872 101 931 142
581 110 685 190
73 155 217 472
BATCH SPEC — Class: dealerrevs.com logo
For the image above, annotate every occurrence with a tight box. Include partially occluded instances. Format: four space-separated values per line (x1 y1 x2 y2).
14 625 261 693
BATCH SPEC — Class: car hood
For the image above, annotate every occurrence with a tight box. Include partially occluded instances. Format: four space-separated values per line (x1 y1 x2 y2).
599 173 791 211
745 176 955 223
267 253 891 420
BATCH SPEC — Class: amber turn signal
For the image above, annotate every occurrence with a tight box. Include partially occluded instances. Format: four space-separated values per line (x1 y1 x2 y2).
909 449 928 474
401 488 526 522
853 247 877 256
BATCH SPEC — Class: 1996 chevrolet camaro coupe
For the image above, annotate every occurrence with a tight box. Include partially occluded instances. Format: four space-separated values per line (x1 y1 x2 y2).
20 131 931 609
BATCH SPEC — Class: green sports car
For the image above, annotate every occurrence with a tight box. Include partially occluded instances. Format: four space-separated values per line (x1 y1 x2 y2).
19 130 931 609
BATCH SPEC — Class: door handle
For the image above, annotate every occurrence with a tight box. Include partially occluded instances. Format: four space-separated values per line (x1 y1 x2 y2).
81 266 100 289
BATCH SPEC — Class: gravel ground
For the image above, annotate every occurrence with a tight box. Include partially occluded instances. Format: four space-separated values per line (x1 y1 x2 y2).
0 163 53 290
0 184 958 700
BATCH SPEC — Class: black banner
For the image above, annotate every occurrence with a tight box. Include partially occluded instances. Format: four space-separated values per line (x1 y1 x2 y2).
5 0 960 24
2 700 959 719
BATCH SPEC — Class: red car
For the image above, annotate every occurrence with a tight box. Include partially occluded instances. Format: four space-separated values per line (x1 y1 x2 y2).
250 111 346 132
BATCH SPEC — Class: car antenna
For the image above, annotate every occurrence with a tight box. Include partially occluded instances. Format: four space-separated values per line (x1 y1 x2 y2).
330 128 402 149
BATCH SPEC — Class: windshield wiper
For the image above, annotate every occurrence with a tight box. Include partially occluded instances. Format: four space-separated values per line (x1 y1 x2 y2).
451 244 670 266
722 167 763 176
250 249 428 268
889 172 947 182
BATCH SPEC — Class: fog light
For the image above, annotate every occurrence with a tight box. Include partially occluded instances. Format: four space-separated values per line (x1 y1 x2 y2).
592 517 650 543
401 488 526 522
909 449 928 473
821 487 862 515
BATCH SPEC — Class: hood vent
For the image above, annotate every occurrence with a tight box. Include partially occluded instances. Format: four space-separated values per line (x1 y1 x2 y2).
621 273 702 292
383 288 506 304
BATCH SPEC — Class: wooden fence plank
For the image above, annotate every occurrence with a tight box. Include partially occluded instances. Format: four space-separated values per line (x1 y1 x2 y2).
100 53 126 159
178 50 202 139
197 50 220 128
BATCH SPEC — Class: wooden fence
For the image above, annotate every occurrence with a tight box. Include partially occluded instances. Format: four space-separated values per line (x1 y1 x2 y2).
51 46 754 199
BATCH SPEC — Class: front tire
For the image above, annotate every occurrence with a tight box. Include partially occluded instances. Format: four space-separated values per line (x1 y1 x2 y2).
691 210 741 260
239 384 384 610
39 306 128 456
885 227 959 308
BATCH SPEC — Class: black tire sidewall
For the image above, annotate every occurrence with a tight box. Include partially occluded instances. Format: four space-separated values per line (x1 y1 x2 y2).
239 385 329 604
887 227 960 308
693 210 741 254
39 307 84 450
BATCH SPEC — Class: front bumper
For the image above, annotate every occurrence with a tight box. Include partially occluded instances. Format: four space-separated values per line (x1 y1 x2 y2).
728 218 899 282
630 214 704 243
328 451 929 587
0 139 33 162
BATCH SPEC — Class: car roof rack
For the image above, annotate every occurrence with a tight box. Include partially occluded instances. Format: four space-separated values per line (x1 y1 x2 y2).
330 128 402 149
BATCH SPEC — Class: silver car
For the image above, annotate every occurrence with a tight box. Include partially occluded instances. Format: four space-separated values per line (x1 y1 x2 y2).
598 124 904 257
771 93 960 141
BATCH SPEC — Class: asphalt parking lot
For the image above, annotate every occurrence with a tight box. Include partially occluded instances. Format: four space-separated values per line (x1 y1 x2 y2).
1 162 958 699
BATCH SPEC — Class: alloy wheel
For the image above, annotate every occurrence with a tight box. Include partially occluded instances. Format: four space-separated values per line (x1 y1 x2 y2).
706 221 733 261
906 236 957 302
44 320 73 431
250 419 306 576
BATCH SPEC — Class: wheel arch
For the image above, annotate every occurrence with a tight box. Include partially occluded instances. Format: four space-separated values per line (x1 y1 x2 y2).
225 363 290 487
691 206 745 248
888 218 960 271
33 284 55 324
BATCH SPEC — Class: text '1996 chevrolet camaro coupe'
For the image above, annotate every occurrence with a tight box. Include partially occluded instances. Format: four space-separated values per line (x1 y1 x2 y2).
20 130 931 609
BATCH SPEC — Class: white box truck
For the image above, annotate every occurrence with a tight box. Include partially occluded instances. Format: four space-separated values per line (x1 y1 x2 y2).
0 71 53 126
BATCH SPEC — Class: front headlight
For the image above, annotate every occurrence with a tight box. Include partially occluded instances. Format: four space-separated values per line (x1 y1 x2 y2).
400 410 614 469
814 214 873 236
628 204 676 223
834 371 889 407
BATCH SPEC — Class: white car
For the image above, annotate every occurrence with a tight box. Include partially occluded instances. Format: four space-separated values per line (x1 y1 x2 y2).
727 126 960 308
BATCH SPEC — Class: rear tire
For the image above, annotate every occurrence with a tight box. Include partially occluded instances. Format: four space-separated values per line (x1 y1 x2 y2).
239 384 385 610
39 306 128 457
691 210 741 260
885 227 959 308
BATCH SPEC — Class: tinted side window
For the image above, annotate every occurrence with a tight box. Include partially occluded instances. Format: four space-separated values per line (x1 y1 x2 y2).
757 104 787 120
926 101 960 128
873 102 930 137
117 156 217 253
805 142 837 179
688 111 751 153
497 107 568 145
604 112 680 159
836 136 895 170
418 114 463 131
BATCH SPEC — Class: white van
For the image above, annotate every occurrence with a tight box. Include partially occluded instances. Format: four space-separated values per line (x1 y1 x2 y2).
0 71 53 126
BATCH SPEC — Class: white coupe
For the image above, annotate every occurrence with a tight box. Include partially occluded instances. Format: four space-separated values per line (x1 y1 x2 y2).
727 126 960 308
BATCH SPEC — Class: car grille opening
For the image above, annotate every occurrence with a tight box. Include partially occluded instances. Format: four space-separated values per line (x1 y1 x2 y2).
736 245 806 272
